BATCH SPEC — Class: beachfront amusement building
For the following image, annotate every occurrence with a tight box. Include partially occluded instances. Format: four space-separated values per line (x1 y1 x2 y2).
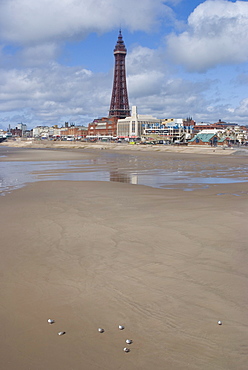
117 106 194 143
144 118 194 143
189 126 247 146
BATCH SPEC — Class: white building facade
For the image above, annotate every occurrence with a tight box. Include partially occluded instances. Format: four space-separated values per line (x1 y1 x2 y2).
117 106 161 138
33 126 54 138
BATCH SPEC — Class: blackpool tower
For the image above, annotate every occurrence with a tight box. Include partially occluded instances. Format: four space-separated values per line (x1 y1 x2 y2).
109 30 130 119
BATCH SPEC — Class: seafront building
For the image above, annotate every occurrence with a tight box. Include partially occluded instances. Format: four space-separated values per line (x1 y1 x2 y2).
2 119 248 145
116 106 194 143
189 124 248 146
117 106 161 138
87 116 118 139
144 118 194 143
60 124 88 140
1 123 30 138
3 118 247 145
189 133 228 146
33 126 53 139
31 124 88 140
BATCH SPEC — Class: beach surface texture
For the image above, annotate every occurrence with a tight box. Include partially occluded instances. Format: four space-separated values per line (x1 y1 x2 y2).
0 143 247 369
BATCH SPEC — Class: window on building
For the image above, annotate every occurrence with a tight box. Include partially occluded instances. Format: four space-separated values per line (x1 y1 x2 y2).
132 121 135 133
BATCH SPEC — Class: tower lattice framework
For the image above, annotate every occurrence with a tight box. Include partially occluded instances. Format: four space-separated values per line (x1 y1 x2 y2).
109 31 130 119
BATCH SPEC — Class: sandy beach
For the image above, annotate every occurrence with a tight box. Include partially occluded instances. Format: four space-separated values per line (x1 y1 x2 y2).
1 137 246 156
0 145 248 369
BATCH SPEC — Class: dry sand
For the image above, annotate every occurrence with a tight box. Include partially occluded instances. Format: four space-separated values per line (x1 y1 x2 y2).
2 137 246 156
0 147 248 370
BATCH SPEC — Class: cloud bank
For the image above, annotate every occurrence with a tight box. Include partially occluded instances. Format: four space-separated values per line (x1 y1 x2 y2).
166 0 248 72
0 0 170 45
0 64 112 126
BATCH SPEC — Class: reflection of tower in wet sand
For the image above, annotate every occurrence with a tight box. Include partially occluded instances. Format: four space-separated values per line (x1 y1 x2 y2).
130 174 138 185
109 171 138 185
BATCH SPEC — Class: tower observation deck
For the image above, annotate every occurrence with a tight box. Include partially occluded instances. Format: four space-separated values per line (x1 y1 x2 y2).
109 31 130 119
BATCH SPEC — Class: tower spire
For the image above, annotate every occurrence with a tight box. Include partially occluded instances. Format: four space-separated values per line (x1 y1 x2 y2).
109 30 130 119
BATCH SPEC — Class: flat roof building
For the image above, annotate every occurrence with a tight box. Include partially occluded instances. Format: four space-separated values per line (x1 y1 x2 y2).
117 106 160 138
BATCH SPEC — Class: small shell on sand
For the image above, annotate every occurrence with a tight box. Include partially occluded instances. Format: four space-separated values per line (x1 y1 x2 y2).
58 331 66 336
118 325 125 330
125 339 133 344
123 347 130 352
98 328 104 333
217 321 222 325
47 319 55 324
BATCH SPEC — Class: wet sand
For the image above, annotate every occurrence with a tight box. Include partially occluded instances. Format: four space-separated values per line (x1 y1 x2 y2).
0 148 248 369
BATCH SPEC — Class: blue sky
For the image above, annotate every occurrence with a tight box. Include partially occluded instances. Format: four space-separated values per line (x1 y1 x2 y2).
0 0 248 130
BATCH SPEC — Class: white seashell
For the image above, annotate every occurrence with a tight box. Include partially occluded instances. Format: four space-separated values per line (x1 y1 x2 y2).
123 347 130 352
217 321 222 325
98 328 104 333
125 339 132 344
58 331 66 336
118 325 125 330
47 319 55 324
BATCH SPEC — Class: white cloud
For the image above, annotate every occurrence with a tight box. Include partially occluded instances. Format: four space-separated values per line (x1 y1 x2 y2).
0 43 61 68
126 44 217 114
127 46 165 74
234 98 248 117
0 0 170 45
128 71 164 97
0 64 112 126
126 45 220 119
0 56 246 128
166 0 248 72
19 44 60 66
127 46 166 97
